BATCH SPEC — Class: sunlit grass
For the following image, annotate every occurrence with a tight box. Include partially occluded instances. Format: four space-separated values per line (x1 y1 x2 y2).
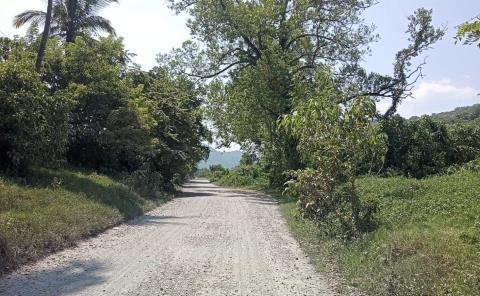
0 168 167 272
278 170 480 295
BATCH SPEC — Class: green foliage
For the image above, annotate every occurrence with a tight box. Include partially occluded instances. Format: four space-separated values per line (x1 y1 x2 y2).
204 162 270 190
382 116 451 178
381 115 480 178
280 169 480 295
57 37 137 170
167 2 443 189
1 32 209 191
169 0 379 185
216 164 269 189
449 124 480 164
239 152 255 166
0 56 74 173
208 164 229 182
281 70 387 238
456 16 480 47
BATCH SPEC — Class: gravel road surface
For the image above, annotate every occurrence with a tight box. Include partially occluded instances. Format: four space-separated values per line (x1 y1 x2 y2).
0 179 336 296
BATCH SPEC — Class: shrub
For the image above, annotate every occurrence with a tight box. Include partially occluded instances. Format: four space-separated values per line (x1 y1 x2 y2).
124 165 166 197
208 165 229 182
215 164 269 189
0 58 73 173
449 123 480 164
282 70 386 239
381 116 480 178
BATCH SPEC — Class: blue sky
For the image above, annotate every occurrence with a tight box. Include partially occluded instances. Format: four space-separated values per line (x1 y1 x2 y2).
1 0 479 118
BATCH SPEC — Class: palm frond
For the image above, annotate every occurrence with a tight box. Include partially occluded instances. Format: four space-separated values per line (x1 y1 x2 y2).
13 10 46 28
84 0 119 15
81 15 116 35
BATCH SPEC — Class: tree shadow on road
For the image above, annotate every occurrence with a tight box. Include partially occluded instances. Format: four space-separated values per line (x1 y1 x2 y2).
0 259 105 296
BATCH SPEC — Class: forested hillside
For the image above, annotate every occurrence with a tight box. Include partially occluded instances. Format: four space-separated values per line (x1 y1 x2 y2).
429 103 480 123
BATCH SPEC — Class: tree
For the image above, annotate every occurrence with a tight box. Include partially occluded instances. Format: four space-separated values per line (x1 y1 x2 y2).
168 0 377 183
449 123 480 164
14 0 118 43
281 68 386 238
35 0 53 72
0 55 74 173
166 1 443 185
456 16 480 47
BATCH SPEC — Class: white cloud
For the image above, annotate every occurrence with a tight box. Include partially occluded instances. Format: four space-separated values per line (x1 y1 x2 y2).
379 79 480 118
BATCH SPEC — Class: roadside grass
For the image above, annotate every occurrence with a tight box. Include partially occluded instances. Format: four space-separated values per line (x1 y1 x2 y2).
0 167 168 272
216 169 480 295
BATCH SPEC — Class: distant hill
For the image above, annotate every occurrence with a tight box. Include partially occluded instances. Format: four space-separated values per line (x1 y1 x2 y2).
197 149 242 169
428 104 480 124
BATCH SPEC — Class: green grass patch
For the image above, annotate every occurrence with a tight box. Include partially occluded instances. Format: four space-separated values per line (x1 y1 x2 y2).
276 170 480 295
0 167 167 272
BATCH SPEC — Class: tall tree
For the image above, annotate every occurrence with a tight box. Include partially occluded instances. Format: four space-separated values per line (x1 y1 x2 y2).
35 0 53 72
14 0 118 43
166 1 443 185
166 0 377 183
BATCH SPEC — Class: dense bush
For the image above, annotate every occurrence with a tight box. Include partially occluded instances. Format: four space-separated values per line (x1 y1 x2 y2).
0 57 73 173
449 123 480 164
281 169 480 296
381 115 480 178
0 35 209 191
216 164 269 189
208 165 229 182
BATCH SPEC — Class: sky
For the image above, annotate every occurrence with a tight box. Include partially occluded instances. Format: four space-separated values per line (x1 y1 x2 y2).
0 0 479 120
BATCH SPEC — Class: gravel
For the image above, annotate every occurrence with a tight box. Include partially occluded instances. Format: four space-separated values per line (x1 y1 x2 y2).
0 179 336 295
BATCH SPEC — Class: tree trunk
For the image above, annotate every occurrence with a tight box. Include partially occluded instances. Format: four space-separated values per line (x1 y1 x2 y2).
35 0 53 72
66 0 78 42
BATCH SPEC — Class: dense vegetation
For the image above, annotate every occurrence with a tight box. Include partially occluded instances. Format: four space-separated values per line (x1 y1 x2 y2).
187 1 480 294
0 35 209 188
280 166 480 296
2 0 480 294
203 144 480 295
1 0 209 271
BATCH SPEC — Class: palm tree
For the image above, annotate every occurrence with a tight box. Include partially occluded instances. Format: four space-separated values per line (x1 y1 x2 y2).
35 0 53 72
13 0 119 43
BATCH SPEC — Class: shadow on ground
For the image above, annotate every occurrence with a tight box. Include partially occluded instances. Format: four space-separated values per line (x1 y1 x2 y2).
0 260 105 296
8 168 165 220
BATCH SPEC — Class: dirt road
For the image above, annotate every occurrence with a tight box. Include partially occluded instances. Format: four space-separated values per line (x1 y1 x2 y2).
0 180 335 295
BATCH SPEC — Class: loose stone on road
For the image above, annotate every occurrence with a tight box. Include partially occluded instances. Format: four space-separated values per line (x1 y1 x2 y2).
0 179 336 295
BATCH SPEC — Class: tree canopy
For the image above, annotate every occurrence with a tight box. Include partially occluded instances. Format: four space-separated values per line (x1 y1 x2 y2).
165 1 443 185
456 16 480 47
14 0 118 42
